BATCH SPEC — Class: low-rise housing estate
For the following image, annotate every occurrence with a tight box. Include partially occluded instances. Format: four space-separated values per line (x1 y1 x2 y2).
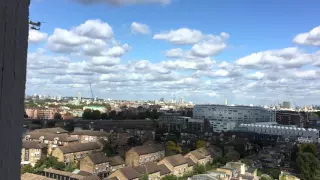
43 168 100 180
157 154 189 177
21 141 47 167
70 130 109 143
125 144 165 167
109 156 126 173
80 152 110 179
52 142 103 163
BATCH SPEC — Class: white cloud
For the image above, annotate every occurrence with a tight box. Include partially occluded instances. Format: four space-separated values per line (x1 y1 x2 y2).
74 0 172 5
28 29 48 43
161 59 216 70
90 56 121 66
191 33 229 57
74 19 113 40
207 92 218 97
165 48 183 58
235 47 316 69
153 28 204 45
293 26 320 46
131 22 151 35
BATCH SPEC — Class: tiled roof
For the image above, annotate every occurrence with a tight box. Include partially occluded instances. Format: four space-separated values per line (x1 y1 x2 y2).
108 156 125 166
43 168 85 179
190 150 206 160
22 141 47 149
106 177 119 180
82 175 101 180
129 144 164 155
186 157 196 167
27 132 77 142
119 167 141 180
134 162 160 174
59 142 101 154
21 173 55 180
164 154 188 167
157 164 171 176
70 130 109 137
87 152 109 164
34 127 68 134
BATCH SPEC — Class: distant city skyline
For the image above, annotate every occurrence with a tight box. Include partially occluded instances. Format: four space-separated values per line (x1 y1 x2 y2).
27 0 320 105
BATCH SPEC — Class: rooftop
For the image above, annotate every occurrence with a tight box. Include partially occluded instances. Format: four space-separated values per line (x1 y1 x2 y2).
163 154 188 167
129 144 164 155
59 142 101 154
21 173 55 180
22 140 47 149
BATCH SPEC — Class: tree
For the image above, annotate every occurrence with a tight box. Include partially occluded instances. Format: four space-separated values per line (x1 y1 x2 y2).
299 144 317 157
21 164 34 174
241 159 253 167
101 113 109 120
166 141 182 154
33 156 66 174
91 110 101 120
24 111 28 118
161 174 178 180
193 164 206 174
109 110 117 119
260 174 274 180
64 161 78 172
196 140 206 149
82 109 92 119
224 151 240 162
54 113 62 120
297 152 320 180
139 174 149 180
103 143 116 157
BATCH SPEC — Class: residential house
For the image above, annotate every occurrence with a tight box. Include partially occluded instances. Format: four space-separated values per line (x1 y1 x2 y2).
21 173 55 180
21 140 47 167
70 130 109 143
108 167 141 180
109 156 126 173
225 162 246 175
157 164 171 179
126 144 165 167
24 131 78 155
185 158 196 172
80 152 110 179
52 142 103 163
196 147 213 163
157 154 189 177
43 168 100 180
216 167 238 178
134 162 161 180
184 150 208 165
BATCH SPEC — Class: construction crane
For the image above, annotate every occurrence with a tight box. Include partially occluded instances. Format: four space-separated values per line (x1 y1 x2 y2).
89 83 95 101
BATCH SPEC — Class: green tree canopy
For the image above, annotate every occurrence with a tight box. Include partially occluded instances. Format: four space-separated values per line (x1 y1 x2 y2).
161 175 178 180
139 174 149 180
196 140 206 149
166 141 182 154
297 152 320 180
241 159 253 167
54 112 62 120
299 144 317 157
82 109 92 119
91 110 101 120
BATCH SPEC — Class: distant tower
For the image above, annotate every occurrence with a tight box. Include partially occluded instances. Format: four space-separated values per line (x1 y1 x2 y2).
225 98 228 105
173 94 176 104
77 92 81 101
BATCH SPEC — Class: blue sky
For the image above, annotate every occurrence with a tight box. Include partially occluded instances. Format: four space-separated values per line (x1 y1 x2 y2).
27 0 320 106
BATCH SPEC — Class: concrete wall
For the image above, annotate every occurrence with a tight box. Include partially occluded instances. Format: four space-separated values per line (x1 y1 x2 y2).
0 0 29 179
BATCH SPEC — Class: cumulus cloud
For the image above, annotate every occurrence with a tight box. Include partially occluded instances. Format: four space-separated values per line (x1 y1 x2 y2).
47 19 130 58
153 28 204 45
293 26 320 46
161 59 216 70
73 0 172 6
165 48 183 58
235 47 316 69
28 29 48 43
131 22 151 35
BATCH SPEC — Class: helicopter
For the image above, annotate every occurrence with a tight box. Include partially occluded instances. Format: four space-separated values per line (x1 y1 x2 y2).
29 20 45 31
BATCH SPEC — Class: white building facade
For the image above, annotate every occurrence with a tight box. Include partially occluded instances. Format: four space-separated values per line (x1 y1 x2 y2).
193 104 273 132
239 123 319 142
